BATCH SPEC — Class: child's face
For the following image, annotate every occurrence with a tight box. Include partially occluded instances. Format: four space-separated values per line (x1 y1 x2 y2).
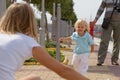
76 24 86 35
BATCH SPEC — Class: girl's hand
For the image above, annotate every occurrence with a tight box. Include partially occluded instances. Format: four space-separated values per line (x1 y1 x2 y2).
59 37 64 41
59 37 71 43
59 37 66 43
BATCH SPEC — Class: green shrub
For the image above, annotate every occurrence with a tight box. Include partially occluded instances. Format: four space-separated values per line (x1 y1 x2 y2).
25 57 37 62
45 41 56 48
25 50 65 63
25 41 66 64
45 41 66 48
47 50 65 62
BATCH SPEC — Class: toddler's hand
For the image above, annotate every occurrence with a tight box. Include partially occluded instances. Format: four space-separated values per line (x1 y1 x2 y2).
59 37 64 42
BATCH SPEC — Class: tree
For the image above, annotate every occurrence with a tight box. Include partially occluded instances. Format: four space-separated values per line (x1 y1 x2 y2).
0 0 6 18
30 0 77 24
24 0 77 42
6 0 17 7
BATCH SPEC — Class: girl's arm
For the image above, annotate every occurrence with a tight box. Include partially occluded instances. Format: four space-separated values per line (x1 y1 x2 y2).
91 44 94 53
32 46 89 80
59 37 72 42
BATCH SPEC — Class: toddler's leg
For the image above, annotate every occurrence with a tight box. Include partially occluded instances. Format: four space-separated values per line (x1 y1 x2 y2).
79 53 89 76
72 54 81 73
19 74 41 80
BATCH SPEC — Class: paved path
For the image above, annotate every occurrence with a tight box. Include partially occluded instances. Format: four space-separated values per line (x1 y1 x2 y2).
15 38 120 80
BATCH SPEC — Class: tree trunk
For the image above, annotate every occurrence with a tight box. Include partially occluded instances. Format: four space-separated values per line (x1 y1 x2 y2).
0 0 6 18
45 13 49 42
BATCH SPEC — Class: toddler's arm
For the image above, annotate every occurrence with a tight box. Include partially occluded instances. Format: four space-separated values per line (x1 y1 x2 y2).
59 37 71 42
91 44 94 53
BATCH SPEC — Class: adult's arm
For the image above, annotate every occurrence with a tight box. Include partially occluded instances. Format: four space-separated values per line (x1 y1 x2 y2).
93 0 106 24
32 46 89 80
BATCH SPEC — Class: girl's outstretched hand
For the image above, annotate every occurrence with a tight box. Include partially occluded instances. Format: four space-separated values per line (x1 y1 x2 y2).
59 37 64 41
59 37 65 43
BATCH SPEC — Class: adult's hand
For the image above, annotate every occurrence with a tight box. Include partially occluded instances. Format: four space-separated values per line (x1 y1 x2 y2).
92 20 97 26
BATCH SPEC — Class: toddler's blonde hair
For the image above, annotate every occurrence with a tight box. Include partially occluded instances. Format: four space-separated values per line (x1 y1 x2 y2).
74 19 89 32
0 3 38 40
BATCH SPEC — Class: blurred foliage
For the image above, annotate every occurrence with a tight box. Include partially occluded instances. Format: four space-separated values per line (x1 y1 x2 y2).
45 41 64 48
25 50 65 63
7 0 77 23
25 0 77 24
25 57 37 62
45 41 56 48
47 50 65 62
6 0 11 8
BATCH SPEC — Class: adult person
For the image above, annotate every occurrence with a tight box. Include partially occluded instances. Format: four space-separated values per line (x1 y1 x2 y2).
92 0 120 66
0 3 89 80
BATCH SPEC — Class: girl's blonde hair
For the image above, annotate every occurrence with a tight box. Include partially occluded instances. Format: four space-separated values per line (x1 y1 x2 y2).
74 19 89 32
0 3 38 40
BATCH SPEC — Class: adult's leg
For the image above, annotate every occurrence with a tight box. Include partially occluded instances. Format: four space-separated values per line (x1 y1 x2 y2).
19 74 41 80
97 26 112 65
111 21 120 64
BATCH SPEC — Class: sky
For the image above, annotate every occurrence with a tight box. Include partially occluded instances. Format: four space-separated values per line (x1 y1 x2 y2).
17 0 104 24
73 0 104 24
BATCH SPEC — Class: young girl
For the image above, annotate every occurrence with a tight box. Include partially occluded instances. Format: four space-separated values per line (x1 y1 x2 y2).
60 19 94 76
0 3 89 80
